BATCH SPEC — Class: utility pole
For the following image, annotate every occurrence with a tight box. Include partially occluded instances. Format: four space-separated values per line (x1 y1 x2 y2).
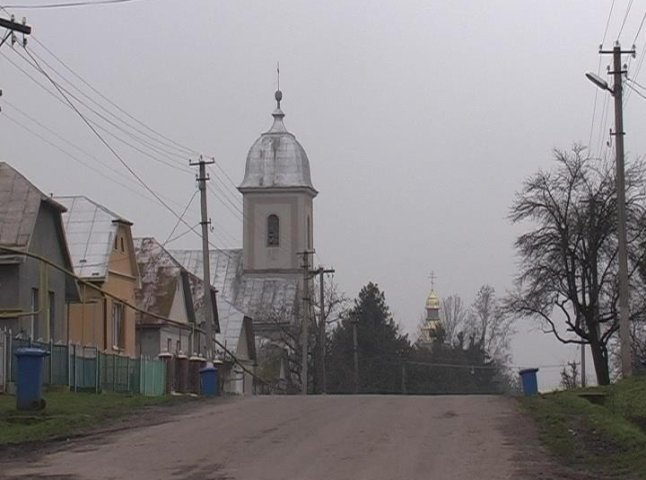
600 42 635 378
316 266 335 394
300 249 314 395
352 318 359 394
190 156 216 361
0 16 31 49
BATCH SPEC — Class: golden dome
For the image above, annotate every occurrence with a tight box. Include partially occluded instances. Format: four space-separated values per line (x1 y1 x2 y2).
426 290 440 310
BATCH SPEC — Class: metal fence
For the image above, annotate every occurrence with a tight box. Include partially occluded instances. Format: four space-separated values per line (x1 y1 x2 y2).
0 329 166 396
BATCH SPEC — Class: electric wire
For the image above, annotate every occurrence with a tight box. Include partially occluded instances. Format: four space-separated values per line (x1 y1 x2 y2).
602 0 617 46
3 48 192 175
618 0 635 40
20 45 238 261
15 48 192 173
29 43 195 161
3 0 145 9
632 10 646 45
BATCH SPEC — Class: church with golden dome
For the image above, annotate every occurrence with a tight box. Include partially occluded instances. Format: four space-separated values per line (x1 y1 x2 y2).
421 285 442 344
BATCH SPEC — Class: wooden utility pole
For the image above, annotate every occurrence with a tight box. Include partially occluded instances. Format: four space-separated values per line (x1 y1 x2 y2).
316 266 334 394
300 250 314 395
190 156 216 360
598 42 635 378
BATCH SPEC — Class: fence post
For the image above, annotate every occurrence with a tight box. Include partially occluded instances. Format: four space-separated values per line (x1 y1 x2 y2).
49 338 53 385
72 344 77 392
112 354 116 391
95 348 99 394
126 356 130 393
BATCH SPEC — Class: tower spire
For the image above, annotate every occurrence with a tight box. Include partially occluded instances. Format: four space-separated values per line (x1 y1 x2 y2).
275 61 282 109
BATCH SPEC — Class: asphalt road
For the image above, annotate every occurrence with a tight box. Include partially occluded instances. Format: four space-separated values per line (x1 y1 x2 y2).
0 395 559 480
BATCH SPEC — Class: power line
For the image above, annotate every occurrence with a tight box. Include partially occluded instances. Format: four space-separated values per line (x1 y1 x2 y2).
602 0 617 46
625 81 646 100
632 10 646 45
29 41 195 160
618 0 635 40
3 48 192 175
3 0 146 9
15 47 192 171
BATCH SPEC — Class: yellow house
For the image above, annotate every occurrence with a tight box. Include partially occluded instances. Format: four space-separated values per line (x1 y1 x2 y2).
56 196 140 357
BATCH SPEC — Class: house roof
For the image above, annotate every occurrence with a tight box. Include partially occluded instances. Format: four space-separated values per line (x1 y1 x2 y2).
0 163 79 301
216 300 256 361
170 248 301 334
0 162 67 249
137 237 219 333
56 195 132 280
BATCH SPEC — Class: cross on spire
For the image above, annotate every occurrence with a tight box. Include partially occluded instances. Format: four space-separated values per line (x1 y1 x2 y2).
428 271 437 290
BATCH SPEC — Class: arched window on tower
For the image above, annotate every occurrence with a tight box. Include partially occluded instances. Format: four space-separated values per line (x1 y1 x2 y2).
267 214 280 247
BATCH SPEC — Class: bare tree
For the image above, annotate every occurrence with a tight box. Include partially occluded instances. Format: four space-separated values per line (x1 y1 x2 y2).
467 285 514 364
311 275 349 393
440 295 469 346
505 146 646 385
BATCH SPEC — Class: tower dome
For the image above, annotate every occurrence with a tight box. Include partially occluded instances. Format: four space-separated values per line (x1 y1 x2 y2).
239 90 317 194
426 290 440 310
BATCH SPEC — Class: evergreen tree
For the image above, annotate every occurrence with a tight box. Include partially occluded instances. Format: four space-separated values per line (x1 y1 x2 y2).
326 283 410 393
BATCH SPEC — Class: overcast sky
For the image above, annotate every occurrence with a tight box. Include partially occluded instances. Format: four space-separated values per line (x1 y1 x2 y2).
2 0 646 389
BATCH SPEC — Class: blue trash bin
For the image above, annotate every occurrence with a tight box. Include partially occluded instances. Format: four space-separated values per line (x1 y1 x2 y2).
519 368 539 396
200 364 218 397
15 347 48 410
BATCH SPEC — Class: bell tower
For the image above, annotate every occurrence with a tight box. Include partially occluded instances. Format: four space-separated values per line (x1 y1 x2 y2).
238 90 317 275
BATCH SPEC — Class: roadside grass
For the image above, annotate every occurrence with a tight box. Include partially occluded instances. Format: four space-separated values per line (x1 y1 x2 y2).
521 376 646 479
0 391 192 445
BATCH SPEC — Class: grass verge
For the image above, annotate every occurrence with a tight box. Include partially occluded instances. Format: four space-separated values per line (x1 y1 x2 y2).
0 391 195 445
521 377 646 479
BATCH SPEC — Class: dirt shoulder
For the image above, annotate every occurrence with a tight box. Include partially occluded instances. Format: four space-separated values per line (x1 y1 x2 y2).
518 385 646 480
0 392 233 462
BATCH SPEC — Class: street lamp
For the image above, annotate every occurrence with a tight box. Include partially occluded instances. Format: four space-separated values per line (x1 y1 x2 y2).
585 72 612 94
585 42 635 379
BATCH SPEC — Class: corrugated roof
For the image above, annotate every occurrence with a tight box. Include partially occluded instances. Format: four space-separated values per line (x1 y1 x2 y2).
170 248 300 334
216 300 248 356
135 237 185 320
56 196 130 279
0 162 66 249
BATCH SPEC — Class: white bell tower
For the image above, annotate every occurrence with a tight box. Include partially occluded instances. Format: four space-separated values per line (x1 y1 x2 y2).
238 90 317 274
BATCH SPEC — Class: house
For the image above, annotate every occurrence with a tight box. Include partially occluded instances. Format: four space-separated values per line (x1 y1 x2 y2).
215 300 256 395
0 162 78 342
56 196 139 357
134 237 219 358
138 238 256 394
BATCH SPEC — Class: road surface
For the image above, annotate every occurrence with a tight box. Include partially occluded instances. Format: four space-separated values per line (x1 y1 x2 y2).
0 395 561 480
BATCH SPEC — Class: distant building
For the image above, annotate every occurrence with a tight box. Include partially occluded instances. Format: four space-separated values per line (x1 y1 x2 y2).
0 163 78 342
421 288 442 344
173 89 317 337
137 237 256 394
56 196 140 357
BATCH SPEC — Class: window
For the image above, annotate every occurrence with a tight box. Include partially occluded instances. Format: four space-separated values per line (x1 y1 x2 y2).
307 216 312 249
120 237 125 252
167 338 172 352
111 302 125 349
267 214 280 247
114 236 118 250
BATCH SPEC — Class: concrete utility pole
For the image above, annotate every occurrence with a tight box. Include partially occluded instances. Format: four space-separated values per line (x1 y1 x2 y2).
0 16 31 49
190 156 216 361
603 42 635 378
316 266 335 394
352 319 359 394
587 42 636 379
300 250 314 395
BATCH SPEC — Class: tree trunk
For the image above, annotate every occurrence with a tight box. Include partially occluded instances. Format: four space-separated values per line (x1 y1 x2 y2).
587 327 610 385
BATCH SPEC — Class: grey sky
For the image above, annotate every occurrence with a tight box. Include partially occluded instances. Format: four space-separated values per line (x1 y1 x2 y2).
1 0 645 389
